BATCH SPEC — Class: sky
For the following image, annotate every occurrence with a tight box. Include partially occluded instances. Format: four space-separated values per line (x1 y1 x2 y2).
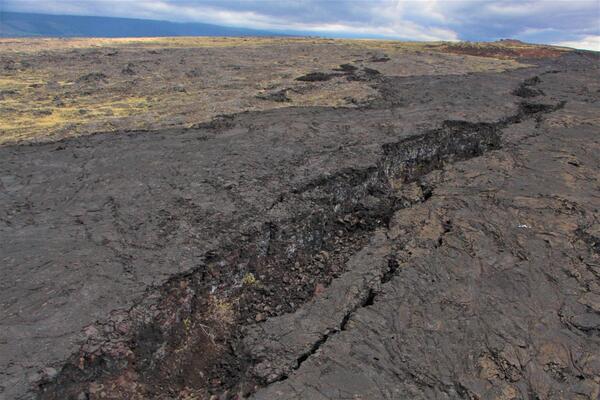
3 0 600 50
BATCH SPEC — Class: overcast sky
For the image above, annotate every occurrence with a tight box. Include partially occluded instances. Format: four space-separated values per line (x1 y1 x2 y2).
3 0 600 50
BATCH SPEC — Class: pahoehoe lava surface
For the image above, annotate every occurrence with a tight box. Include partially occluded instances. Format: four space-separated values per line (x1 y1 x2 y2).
1 51 600 400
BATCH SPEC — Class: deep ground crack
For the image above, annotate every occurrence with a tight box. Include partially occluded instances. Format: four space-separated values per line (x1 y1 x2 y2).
37 76 567 400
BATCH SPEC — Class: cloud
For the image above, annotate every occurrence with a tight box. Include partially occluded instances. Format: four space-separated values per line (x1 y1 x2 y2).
2 0 461 40
419 0 600 42
554 35 600 51
2 0 599 45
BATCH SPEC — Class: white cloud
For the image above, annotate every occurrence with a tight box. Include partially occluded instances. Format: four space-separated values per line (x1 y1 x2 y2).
554 35 600 51
3 0 460 41
2 0 598 44
144 0 457 40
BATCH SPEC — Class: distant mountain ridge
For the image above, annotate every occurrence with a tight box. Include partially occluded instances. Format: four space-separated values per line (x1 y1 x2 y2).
0 11 283 38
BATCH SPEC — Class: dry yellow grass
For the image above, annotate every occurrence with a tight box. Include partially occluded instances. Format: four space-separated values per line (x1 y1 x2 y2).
0 36 343 53
0 37 536 145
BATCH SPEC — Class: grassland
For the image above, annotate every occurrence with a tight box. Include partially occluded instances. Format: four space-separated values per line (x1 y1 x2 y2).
0 37 558 144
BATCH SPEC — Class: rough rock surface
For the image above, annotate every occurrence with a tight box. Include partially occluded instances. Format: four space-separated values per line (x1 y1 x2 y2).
250 90 600 400
1 51 599 399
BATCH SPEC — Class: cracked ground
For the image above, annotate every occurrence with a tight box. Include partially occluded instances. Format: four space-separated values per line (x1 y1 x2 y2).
1 40 599 399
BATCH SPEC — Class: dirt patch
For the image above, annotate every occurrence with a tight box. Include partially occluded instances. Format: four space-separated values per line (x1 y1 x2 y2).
368 54 390 62
439 41 567 60
256 89 290 102
76 72 109 85
0 37 531 145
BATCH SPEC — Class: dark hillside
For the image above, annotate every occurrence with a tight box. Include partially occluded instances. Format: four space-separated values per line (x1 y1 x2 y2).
0 11 280 38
